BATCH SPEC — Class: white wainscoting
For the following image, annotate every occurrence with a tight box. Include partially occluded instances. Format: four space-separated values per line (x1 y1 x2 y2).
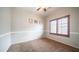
45 31 79 49
0 32 11 52
11 30 43 44
0 28 43 52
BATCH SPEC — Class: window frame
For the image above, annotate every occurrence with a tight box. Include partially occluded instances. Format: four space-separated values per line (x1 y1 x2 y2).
49 15 70 37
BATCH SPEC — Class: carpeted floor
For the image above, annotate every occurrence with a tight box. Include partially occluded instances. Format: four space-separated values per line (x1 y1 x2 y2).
7 38 79 52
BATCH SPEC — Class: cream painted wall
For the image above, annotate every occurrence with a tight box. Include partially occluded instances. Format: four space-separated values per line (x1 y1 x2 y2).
0 8 11 51
0 8 11 35
11 8 44 44
45 7 79 48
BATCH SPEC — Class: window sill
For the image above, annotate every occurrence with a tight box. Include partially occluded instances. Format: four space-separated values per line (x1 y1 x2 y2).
50 33 70 37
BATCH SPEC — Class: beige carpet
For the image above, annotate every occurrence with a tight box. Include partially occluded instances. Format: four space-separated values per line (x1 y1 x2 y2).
7 38 79 52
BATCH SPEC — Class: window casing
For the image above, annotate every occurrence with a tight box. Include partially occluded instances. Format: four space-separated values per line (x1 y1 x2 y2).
49 15 70 37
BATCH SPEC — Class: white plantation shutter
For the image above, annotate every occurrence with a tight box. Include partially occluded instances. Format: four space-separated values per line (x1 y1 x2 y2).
50 15 69 37
58 17 68 35
50 20 56 33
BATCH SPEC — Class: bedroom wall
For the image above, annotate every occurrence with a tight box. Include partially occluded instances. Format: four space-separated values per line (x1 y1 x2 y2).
11 7 44 44
0 8 11 51
45 7 79 48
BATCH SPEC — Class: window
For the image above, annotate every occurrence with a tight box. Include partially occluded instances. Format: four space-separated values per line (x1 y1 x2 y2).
50 20 56 33
49 15 70 37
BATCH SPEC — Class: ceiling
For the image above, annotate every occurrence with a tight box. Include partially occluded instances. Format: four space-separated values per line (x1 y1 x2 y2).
12 7 59 17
